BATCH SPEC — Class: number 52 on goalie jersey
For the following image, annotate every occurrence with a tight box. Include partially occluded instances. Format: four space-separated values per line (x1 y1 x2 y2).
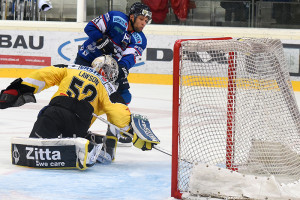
21 64 131 128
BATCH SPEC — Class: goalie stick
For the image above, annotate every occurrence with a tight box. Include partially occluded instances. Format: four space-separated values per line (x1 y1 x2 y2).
92 113 171 157
92 113 194 164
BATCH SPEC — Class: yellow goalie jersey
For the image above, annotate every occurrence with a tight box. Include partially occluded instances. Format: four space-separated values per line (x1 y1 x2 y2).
21 64 131 128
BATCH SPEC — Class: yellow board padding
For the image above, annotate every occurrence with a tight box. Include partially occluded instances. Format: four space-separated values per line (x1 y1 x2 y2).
127 73 173 85
1 68 300 91
292 81 300 92
0 68 38 78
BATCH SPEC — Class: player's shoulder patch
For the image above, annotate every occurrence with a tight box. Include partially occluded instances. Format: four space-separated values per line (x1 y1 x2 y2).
131 32 146 45
103 82 116 96
112 15 128 29
100 77 116 96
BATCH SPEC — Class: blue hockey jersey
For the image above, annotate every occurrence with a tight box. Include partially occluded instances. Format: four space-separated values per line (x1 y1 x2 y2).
78 11 148 71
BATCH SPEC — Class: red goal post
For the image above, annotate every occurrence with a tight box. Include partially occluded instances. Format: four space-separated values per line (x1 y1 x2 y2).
171 37 300 199
172 37 233 199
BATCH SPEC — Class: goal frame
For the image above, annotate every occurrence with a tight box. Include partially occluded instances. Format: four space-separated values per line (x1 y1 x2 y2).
171 37 233 199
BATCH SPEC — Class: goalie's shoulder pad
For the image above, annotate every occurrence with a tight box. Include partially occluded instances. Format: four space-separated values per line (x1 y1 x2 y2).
131 114 160 144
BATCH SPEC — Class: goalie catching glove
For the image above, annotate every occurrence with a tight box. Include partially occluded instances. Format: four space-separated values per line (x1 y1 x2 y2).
102 114 160 152
130 114 160 151
0 78 36 109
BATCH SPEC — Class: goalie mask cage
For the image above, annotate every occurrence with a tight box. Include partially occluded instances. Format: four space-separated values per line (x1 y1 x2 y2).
172 37 300 200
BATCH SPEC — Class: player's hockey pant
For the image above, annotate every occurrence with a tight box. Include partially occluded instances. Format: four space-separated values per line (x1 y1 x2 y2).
29 96 94 139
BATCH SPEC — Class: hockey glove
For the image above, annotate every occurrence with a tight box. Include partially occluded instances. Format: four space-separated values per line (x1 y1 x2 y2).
118 65 129 80
0 78 36 109
116 64 130 103
96 35 117 55
131 114 160 151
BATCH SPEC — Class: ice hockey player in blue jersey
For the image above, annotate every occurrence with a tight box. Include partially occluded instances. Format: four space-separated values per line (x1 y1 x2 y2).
74 2 152 104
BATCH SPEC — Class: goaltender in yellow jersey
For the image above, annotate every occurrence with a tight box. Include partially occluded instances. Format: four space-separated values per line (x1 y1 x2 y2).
1 55 159 170
23 64 130 128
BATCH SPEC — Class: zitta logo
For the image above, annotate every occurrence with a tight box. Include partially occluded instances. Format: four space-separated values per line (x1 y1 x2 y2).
12 145 20 164
26 147 61 160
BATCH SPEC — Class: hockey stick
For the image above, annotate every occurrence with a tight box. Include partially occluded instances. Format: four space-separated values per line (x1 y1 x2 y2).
92 113 172 157
92 113 132 137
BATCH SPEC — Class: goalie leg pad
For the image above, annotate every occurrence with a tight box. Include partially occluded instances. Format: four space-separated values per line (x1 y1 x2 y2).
11 137 102 170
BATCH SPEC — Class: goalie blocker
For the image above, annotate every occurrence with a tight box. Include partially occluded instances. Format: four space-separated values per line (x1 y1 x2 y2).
11 137 103 170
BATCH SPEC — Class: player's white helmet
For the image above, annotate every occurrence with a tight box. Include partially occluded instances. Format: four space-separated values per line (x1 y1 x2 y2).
91 55 119 83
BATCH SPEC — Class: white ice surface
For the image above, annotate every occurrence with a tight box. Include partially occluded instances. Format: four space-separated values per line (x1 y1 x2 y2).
2 78 300 200
0 79 174 200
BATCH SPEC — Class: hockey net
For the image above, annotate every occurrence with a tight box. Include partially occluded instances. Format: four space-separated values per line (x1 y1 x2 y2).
172 37 300 200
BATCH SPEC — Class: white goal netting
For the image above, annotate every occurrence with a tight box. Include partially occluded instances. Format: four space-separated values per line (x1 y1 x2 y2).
173 38 300 199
